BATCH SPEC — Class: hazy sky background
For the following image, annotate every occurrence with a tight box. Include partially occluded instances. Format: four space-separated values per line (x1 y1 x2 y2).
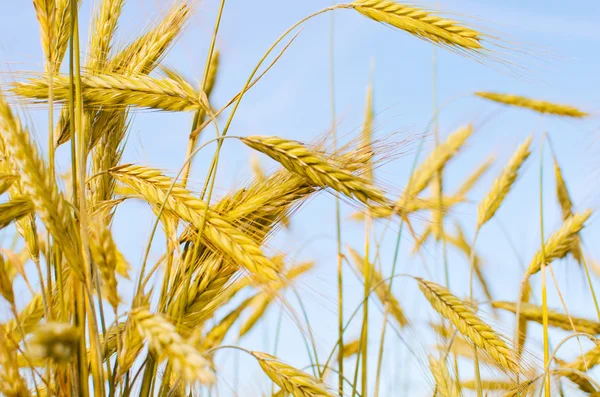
1 0 600 395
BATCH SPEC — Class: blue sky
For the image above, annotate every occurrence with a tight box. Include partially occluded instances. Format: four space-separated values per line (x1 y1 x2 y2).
1 0 600 395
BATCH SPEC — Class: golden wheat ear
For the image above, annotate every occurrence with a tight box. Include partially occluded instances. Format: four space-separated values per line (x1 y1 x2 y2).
350 0 483 50
476 92 589 118
416 277 520 374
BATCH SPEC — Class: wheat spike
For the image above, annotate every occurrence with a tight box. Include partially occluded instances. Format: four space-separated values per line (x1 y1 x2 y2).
564 343 600 373
416 277 519 373
342 339 361 359
494 300 600 334
109 2 191 74
0 198 34 230
555 357 597 393
131 308 215 384
476 92 588 118
109 164 280 282
32 0 55 67
461 379 515 391
201 297 254 352
0 92 84 280
347 246 409 327
429 355 461 397
350 0 483 49
89 218 120 310
553 156 583 263
404 124 472 199
239 261 313 337
51 0 77 69
0 173 17 195
525 210 592 277
455 155 495 198
87 0 125 72
29 322 80 363
13 73 206 113
241 136 389 207
477 136 532 228
0 330 29 397
251 351 334 397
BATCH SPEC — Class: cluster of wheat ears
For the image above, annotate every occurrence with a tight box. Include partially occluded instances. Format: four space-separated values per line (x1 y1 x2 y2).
0 0 596 396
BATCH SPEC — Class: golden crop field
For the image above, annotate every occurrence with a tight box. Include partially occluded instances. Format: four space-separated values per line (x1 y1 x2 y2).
0 0 597 396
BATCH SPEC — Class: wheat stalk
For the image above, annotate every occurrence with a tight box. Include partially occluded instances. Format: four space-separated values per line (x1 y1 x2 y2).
476 92 588 118
350 0 483 49
477 136 532 228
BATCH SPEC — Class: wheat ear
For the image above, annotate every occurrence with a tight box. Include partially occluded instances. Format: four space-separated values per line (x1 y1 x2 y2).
477 136 532 228
251 351 334 397
405 124 473 198
350 0 483 49
494 300 600 335
525 210 592 277
0 92 84 280
0 198 34 230
14 73 205 113
429 356 461 397
109 164 280 281
476 92 588 118
131 308 215 384
241 135 389 207
416 277 519 373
